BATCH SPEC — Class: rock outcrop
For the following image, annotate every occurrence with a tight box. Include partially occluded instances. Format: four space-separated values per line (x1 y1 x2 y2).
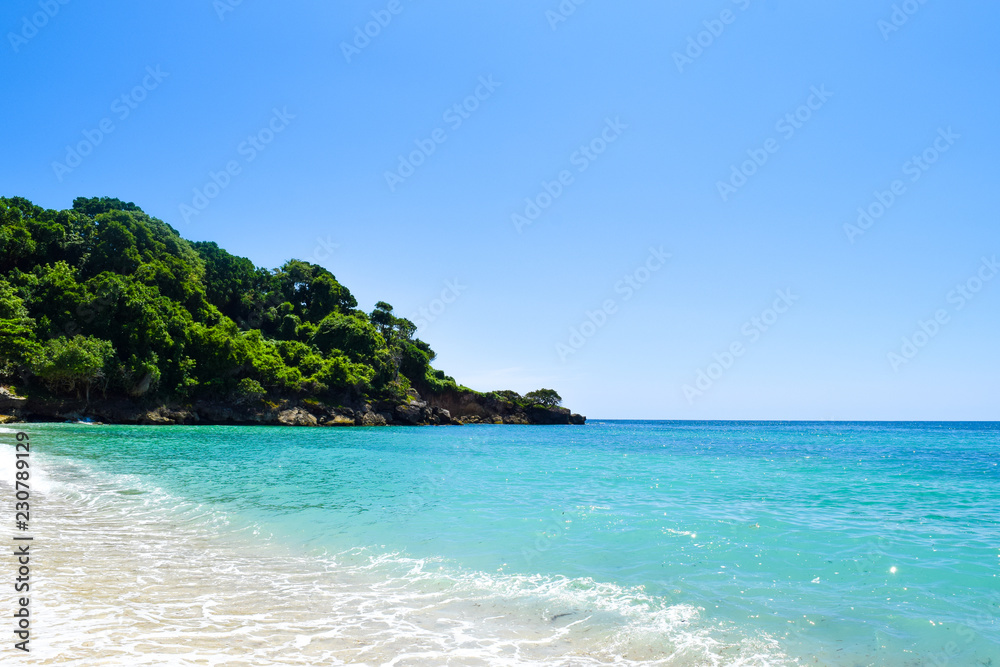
424 389 585 425
277 408 318 427
0 387 27 410
2 385 585 427
0 387 28 423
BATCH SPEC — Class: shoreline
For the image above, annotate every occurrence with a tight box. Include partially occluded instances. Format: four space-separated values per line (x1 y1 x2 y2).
5 422 990 665
0 388 586 428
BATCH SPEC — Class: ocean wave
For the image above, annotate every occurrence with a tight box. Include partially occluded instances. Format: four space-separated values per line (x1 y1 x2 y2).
324 548 789 666
0 441 55 493
8 452 789 666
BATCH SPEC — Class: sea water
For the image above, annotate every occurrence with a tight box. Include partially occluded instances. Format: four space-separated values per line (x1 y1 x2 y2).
0 421 997 665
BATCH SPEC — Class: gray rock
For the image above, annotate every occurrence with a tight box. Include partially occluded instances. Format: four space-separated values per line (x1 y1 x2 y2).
395 404 423 424
326 414 355 426
361 412 388 426
0 387 27 411
277 408 318 426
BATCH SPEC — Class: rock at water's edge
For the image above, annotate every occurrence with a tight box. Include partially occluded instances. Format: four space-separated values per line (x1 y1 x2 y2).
277 408 318 427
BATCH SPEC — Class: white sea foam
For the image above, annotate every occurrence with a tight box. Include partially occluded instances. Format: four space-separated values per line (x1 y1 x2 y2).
1 440 55 494
2 451 791 666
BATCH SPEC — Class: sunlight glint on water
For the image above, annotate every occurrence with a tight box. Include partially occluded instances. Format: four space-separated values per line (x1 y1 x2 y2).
1 421 997 666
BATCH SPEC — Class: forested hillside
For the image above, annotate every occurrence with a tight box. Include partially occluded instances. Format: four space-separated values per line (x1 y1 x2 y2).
0 196 578 425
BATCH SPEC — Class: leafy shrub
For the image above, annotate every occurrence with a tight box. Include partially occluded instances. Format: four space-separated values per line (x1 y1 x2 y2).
233 378 266 404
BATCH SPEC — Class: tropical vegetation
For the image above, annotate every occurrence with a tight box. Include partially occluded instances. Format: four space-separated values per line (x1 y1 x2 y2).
0 196 563 412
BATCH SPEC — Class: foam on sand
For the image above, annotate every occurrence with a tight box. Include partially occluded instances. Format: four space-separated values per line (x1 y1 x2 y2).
3 448 789 666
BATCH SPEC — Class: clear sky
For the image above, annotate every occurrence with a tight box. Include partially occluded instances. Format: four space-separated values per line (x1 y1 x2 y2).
2 0 998 420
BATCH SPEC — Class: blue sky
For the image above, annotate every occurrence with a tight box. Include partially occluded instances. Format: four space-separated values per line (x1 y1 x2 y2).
2 0 998 419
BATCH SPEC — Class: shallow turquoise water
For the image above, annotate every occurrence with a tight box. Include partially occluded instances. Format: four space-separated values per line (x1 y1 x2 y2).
4 421 998 665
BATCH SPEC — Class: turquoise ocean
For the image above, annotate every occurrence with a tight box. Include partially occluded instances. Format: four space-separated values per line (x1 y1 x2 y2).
1 421 997 666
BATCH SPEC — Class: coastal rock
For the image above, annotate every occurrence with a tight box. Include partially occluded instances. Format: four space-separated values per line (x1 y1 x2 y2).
170 408 198 424
428 406 460 426
0 387 27 411
277 408 318 427
137 406 196 425
128 372 155 397
395 403 423 425
316 405 354 426
524 405 580 425
8 385 582 427
195 403 236 423
327 414 355 426
502 414 530 425
143 410 175 425
361 411 387 426
422 388 586 426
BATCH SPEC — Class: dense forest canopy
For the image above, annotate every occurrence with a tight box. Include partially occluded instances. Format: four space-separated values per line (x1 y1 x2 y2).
0 196 558 409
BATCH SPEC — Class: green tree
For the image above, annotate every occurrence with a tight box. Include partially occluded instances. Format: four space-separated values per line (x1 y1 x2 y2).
0 199 38 273
274 260 357 322
525 388 562 408
370 301 395 339
311 311 384 362
31 335 115 401
0 278 39 375
192 241 274 326
72 196 140 217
